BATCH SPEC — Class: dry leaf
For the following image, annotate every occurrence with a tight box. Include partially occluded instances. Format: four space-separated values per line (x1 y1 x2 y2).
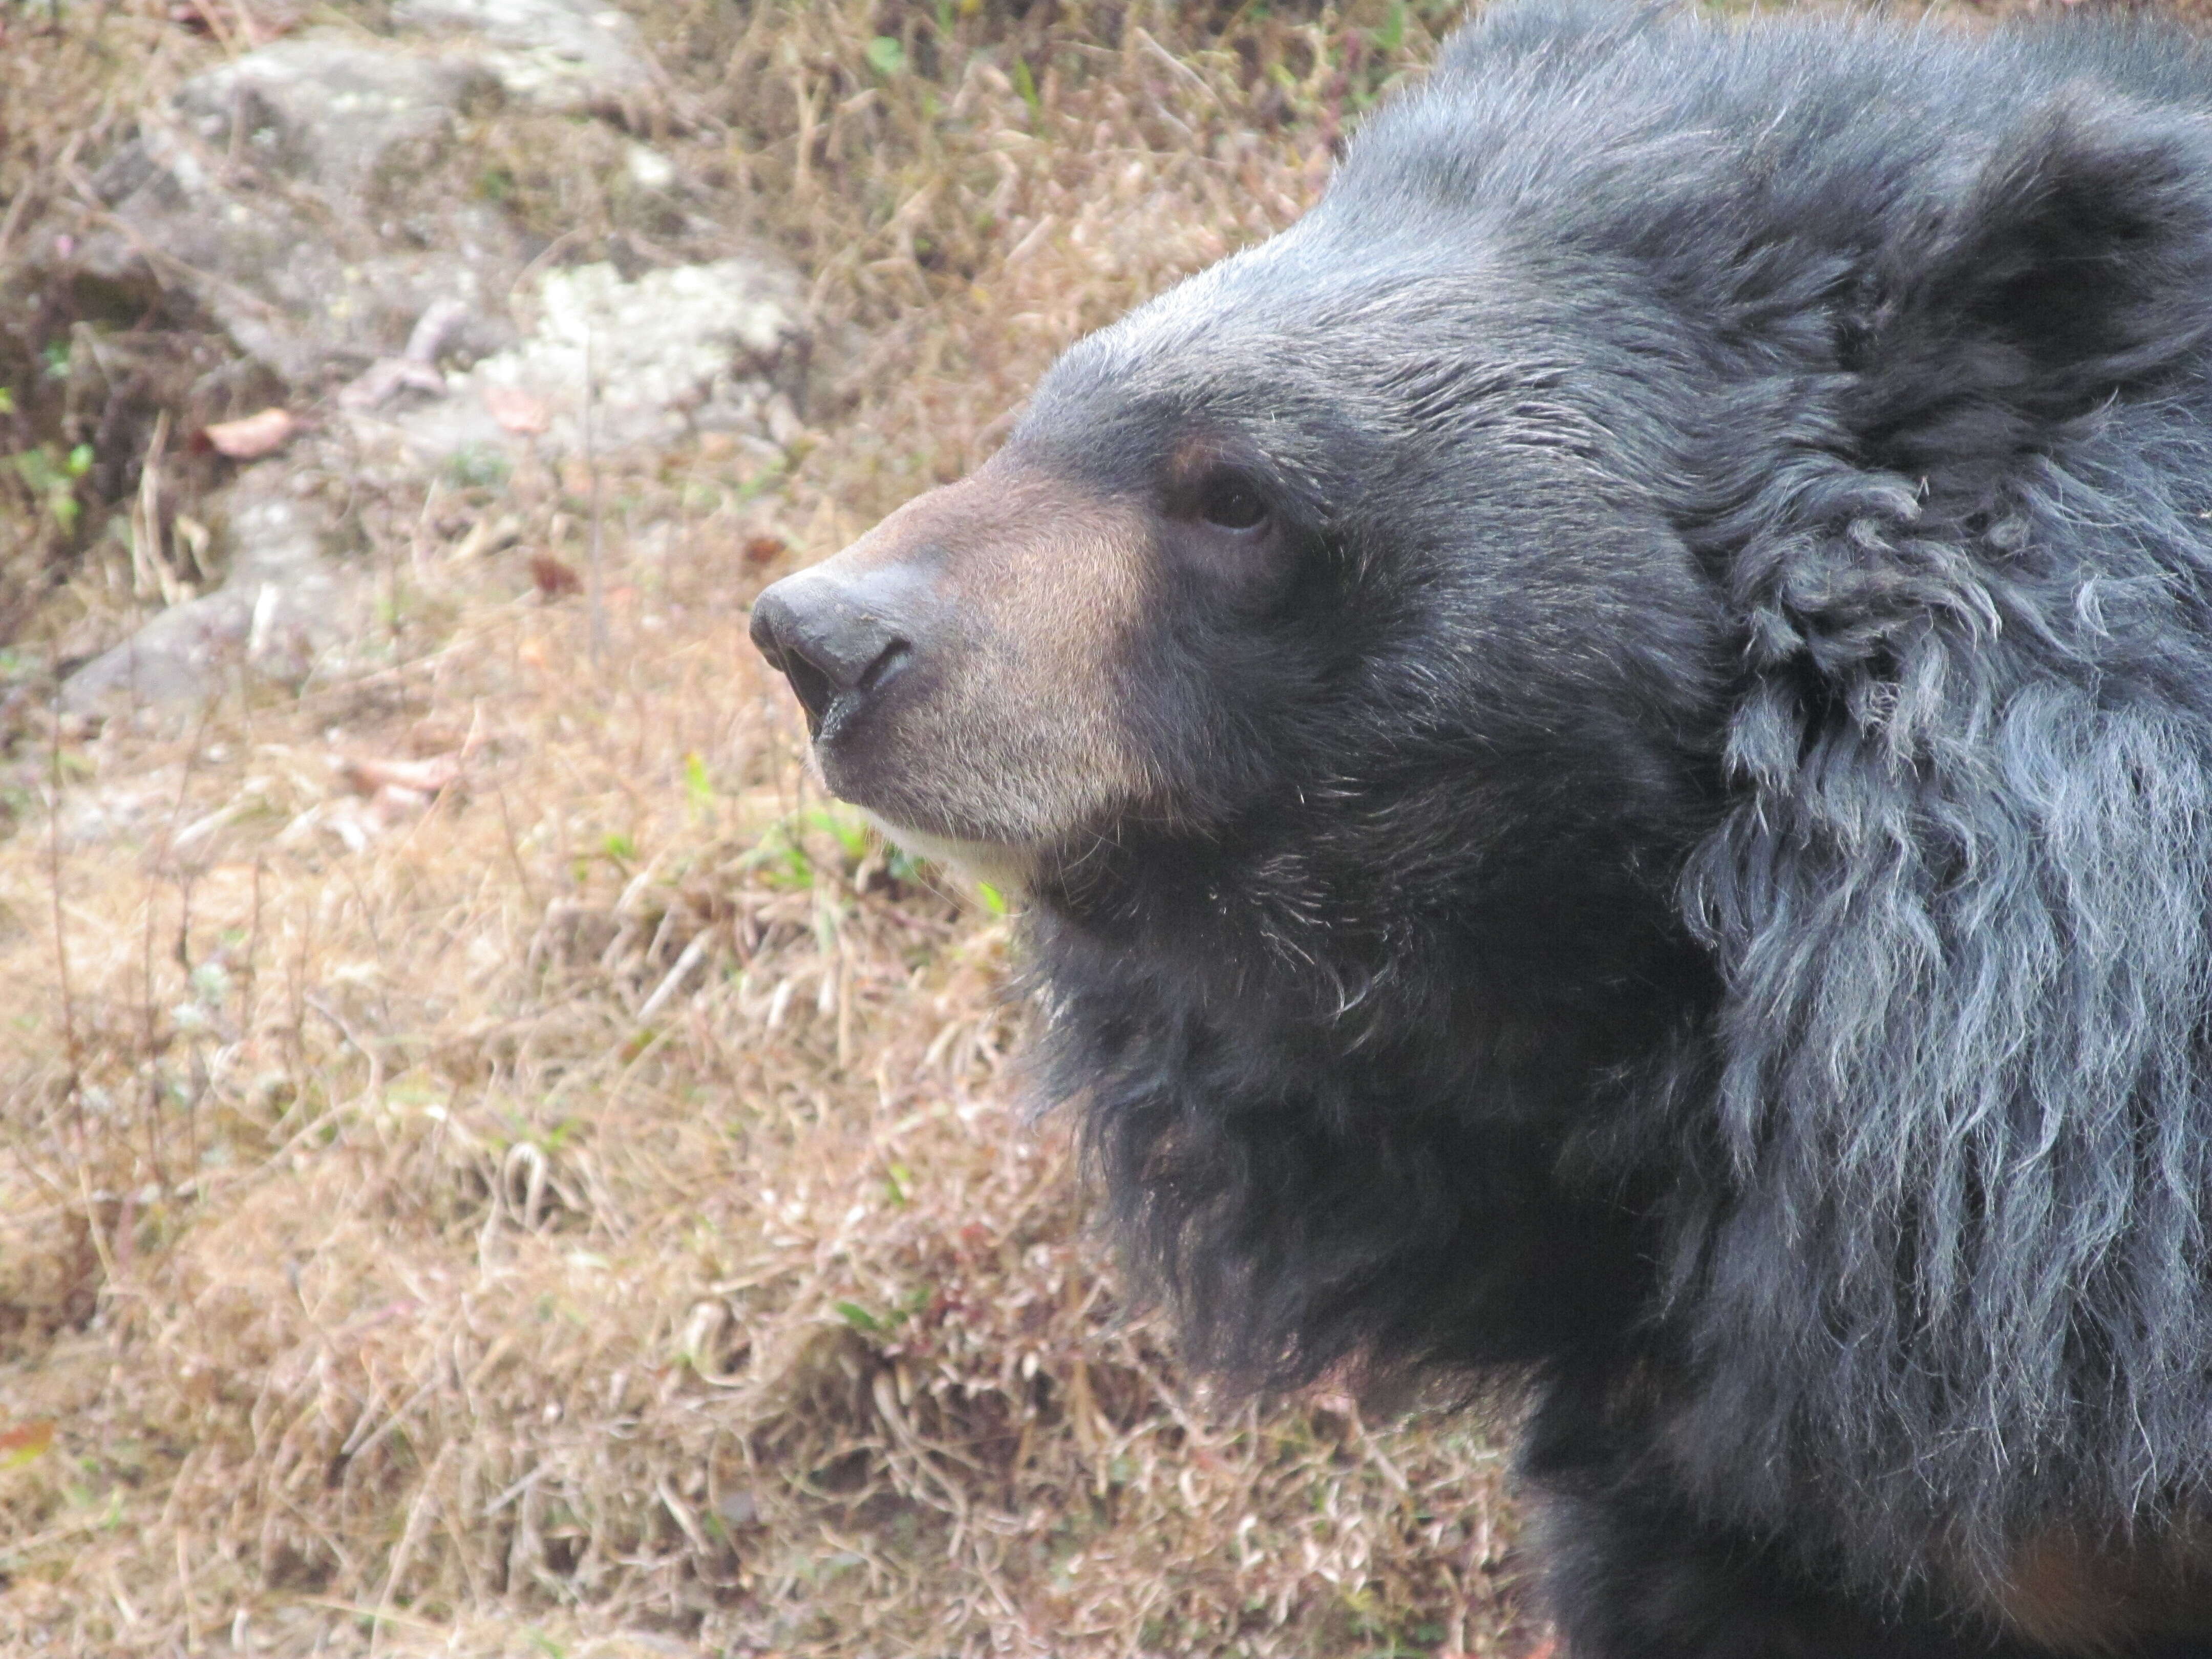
743 534 789 567
0 1419 55 1470
530 554 583 598
203 407 297 459
484 385 551 436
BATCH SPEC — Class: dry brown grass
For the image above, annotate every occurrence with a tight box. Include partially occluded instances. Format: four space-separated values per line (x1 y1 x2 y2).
0 2 1540 1653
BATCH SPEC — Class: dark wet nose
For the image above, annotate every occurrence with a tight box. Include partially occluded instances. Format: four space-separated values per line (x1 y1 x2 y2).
749 574 911 737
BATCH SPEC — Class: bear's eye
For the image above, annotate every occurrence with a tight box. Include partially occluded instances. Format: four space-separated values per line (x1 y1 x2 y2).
1198 473 1269 531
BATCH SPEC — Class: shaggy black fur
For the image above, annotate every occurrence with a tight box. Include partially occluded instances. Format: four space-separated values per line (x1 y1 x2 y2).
1002 6 2212 1653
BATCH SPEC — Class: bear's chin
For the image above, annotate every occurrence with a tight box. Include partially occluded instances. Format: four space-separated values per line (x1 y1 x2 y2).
853 808 1037 899
802 742 1039 896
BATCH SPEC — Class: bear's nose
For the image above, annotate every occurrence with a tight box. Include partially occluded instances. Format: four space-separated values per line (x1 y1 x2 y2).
750 572 911 738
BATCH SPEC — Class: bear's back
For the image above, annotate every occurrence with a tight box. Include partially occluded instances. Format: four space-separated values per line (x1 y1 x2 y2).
1329 4 2212 281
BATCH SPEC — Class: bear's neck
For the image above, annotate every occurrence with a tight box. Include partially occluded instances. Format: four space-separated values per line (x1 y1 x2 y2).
1026 815 1713 1126
1019 817 1709 1388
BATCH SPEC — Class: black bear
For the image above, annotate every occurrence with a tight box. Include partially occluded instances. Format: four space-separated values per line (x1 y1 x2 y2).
751 5 2212 1652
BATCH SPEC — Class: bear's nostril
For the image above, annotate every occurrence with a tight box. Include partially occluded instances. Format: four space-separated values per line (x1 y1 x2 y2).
780 650 837 738
858 638 910 697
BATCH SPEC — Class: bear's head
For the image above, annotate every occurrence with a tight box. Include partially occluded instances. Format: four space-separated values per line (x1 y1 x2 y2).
749 172 1729 913
753 28 2212 959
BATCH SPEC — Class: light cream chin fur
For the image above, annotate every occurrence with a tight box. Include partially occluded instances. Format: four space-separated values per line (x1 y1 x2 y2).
801 744 1036 897
856 809 1035 899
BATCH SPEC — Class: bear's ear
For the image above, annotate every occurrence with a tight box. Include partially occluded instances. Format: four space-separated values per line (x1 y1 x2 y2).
1850 92 2212 482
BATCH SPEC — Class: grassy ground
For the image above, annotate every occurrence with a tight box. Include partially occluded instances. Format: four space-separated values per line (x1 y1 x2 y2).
0 3 1538 1653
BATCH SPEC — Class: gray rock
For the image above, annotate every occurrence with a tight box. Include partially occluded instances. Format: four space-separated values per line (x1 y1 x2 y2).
34 5 810 715
58 252 810 716
61 34 522 385
175 37 484 201
353 258 809 467
60 469 356 717
38 8 672 391
391 0 658 114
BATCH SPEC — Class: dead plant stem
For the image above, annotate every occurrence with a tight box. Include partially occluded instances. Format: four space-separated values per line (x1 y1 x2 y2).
585 326 608 667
